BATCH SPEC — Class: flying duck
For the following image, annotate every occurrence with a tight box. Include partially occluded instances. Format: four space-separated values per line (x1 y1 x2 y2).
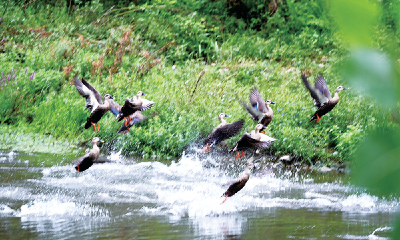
301 73 348 122
240 87 275 128
202 113 244 153
74 77 121 131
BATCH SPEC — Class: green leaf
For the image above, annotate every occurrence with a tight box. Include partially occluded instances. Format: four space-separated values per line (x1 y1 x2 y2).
344 48 398 107
351 129 400 198
330 0 379 46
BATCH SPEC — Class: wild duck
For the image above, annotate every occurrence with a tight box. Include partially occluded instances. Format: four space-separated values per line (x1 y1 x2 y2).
117 111 147 134
116 91 154 126
73 137 104 172
240 87 275 128
74 76 121 131
221 158 257 204
301 73 348 122
202 113 244 153
230 124 276 159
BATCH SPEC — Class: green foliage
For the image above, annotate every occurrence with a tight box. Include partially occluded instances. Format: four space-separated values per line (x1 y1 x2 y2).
328 0 400 238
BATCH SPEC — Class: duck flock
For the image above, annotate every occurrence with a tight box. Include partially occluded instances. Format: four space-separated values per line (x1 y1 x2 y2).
72 73 347 203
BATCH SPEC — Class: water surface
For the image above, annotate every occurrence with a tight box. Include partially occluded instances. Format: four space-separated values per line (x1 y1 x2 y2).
0 150 397 239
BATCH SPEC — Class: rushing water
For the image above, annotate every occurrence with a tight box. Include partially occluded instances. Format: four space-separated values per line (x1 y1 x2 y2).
0 150 398 239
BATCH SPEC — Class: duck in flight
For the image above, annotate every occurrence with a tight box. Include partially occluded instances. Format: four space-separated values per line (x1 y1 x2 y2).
240 87 275 129
301 73 348 123
202 113 244 153
74 77 120 131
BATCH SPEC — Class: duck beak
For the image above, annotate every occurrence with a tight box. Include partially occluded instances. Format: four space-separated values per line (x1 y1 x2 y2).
225 114 230 117
110 96 114 99
99 139 105 143
253 164 260 170
343 87 349 90
142 92 147 96
260 125 267 134
270 101 276 104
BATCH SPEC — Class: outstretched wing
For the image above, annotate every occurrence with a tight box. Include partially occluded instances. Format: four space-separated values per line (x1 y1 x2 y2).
257 133 277 148
74 76 100 111
204 119 244 145
81 78 103 105
240 100 265 122
250 87 267 113
108 99 122 117
140 99 155 111
314 75 332 100
301 73 328 108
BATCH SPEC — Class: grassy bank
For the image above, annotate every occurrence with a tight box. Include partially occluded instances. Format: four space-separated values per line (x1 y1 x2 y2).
0 0 397 163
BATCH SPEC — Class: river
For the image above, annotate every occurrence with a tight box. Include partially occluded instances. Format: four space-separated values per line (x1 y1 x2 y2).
0 150 397 239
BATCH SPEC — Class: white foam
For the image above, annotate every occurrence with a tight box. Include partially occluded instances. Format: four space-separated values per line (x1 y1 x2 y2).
21 151 400 222
0 204 16 216
16 198 109 218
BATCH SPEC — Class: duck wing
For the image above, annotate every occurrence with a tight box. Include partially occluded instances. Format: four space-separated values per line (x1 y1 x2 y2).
231 133 276 151
258 133 277 148
301 73 328 108
204 119 244 145
108 99 122 117
249 87 267 113
73 152 96 172
140 99 155 111
240 100 265 122
74 77 100 111
222 178 247 197
230 133 254 151
81 78 103 105
117 111 147 134
314 75 332 100
117 99 142 122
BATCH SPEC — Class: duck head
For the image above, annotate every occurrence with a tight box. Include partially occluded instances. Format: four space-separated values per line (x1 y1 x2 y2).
218 113 229 121
335 86 348 93
265 99 275 105
136 91 146 97
91 137 104 145
103 94 114 101
255 124 267 134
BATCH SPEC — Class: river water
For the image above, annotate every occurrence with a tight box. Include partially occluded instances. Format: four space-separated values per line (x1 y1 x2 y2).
0 150 397 239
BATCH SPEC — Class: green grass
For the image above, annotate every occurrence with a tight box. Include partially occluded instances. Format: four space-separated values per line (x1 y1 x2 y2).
0 0 397 164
